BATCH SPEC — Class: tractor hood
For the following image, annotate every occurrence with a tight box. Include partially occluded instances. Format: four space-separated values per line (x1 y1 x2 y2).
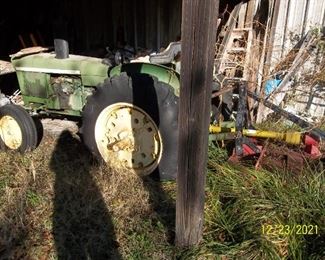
11 52 110 86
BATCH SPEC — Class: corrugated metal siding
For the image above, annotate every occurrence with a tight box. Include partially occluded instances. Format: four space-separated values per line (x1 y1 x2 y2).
271 0 325 67
267 0 325 118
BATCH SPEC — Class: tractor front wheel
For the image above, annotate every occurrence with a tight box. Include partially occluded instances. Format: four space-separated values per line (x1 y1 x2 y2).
0 104 38 152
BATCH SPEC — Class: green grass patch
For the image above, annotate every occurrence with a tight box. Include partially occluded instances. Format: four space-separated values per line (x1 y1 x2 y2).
26 190 42 207
197 159 325 259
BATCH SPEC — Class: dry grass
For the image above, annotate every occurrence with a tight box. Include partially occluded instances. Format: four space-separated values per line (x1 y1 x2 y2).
0 130 324 259
0 131 175 259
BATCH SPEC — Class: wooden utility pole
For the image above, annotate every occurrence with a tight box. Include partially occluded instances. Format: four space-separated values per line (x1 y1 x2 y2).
176 0 219 247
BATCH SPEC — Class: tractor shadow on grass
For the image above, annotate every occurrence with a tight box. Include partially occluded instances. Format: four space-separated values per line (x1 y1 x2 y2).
50 131 121 259
142 175 176 244
130 74 176 244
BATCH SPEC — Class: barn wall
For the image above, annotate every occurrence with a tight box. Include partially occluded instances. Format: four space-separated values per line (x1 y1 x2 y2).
57 0 182 54
0 0 182 59
244 0 325 119
268 0 325 117
271 0 325 67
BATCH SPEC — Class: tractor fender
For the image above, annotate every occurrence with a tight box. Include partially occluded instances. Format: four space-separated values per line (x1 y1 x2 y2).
109 62 180 96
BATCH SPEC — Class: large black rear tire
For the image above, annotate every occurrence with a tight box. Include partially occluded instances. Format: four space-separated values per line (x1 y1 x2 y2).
82 73 179 180
0 104 38 152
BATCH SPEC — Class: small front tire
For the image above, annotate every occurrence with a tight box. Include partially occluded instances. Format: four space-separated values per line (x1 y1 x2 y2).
0 104 38 152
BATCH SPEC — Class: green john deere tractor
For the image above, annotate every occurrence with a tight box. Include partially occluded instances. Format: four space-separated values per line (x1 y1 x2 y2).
0 39 182 179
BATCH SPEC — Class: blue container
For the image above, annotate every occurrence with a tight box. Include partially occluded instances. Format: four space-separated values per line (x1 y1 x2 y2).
264 78 282 95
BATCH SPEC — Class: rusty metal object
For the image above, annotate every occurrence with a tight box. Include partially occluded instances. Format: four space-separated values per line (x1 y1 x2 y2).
228 142 306 174
225 133 323 173
258 144 306 174
255 141 269 170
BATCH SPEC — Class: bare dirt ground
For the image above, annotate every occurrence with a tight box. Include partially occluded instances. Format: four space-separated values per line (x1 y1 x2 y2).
41 119 79 137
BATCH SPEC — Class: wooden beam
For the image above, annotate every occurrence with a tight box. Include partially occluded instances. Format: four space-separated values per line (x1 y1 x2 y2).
214 3 242 73
156 0 161 50
176 0 219 247
238 2 247 28
245 0 256 28
0 60 15 75
133 1 138 50
263 0 281 77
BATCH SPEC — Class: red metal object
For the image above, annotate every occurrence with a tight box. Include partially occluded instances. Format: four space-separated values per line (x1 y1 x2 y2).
228 133 323 172
228 138 263 163
255 141 269 170
303 134 321 158
258 145 306 174
242 143 262 156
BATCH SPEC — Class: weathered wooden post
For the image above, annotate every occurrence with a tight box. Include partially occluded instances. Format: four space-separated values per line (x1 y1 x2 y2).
176 0 219 247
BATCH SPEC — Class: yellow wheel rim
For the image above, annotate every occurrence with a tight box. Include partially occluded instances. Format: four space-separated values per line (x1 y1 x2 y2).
95 102 163 175
0 115 22 150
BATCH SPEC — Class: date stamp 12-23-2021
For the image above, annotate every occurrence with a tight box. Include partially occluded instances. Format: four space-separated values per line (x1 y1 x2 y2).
262 224 319 236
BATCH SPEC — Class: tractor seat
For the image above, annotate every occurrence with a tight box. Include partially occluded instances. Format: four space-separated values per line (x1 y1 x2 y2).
149 41 181 64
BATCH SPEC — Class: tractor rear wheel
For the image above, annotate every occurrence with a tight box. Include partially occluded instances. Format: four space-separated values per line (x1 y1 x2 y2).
82 73 179 179
0 104 38 152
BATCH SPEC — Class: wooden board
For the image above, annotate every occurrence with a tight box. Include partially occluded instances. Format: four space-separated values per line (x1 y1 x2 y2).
0 60 15 75
176 0 219 247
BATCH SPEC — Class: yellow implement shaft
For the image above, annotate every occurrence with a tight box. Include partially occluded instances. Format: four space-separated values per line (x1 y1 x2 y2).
209 125 235 133
209 125 302 145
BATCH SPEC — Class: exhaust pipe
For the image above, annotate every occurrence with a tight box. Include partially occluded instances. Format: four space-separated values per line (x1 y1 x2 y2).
54 39 69 59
